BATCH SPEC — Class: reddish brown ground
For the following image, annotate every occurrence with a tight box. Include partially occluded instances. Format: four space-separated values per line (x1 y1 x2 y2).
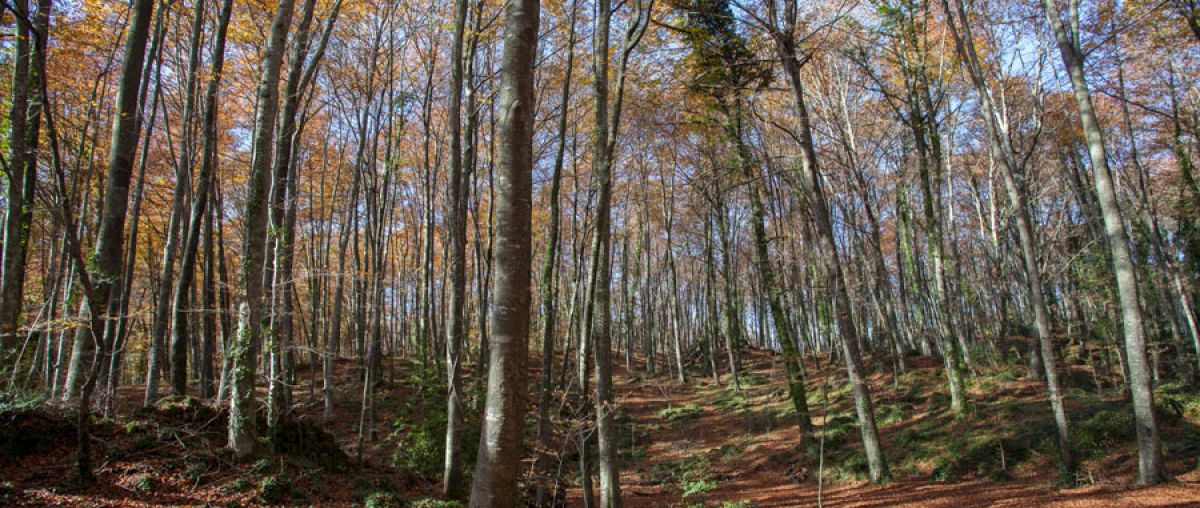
4 349 1199 506
2 359 440 507
569 349 1200 507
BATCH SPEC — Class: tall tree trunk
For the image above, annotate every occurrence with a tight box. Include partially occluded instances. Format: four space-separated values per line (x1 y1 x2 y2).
941 0 1073 477
166 0 209 397
765 4 889 481
731 101 813 439
1039 0 1164 484
536 1 578 503
174 0 234 402
76 0 157 480
468 0 539 500
0 0 32 365
587 0 617 495
443 0 471 493
228 0 297 461
115 2 168 410
584 0 649 503
0 0 49 366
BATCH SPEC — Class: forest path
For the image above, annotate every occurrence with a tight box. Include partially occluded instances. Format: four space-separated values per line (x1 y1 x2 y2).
593 349 1200 507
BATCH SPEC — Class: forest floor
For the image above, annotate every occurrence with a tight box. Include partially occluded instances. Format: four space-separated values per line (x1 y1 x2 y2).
584 348 1200 507
3 347 1200 506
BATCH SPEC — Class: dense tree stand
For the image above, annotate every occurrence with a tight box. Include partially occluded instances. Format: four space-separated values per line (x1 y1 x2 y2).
2 0 1198 504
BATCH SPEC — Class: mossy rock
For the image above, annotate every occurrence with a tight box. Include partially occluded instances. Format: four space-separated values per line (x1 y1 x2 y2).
271 417 349 470
0 404 73 457
143 396 222 426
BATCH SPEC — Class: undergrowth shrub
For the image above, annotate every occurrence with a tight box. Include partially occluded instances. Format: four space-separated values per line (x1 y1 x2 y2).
388 368 479 480
1073 409 1134 456
133 473 158 493
258 474 291 504
1157 383 1200 423
876 404 905 426
410 498 465 508
654 453 716 502
659 404 705 425
363 491 402 508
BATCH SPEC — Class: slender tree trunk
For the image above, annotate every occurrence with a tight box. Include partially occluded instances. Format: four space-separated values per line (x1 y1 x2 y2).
731 102 813 439
941 0 1073 477
536 1 578 503
767 11 889 482
1039 0 1163 484
174 0 234 401
228 0 297 460
165 0 209 397
443 0 471 492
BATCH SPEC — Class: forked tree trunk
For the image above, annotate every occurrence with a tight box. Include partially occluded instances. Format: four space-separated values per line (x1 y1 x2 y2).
940 0 1073 478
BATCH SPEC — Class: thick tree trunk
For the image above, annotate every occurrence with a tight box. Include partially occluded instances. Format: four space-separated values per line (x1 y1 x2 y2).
468 0 539 500
75 0 157 480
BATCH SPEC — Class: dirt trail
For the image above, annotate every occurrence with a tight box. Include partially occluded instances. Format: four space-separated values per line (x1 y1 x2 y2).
581 350 1200 507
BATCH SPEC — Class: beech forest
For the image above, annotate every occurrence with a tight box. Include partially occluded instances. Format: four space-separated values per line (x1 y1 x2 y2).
1 0 1200 505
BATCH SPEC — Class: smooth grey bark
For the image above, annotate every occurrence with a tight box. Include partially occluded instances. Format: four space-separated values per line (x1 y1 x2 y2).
265 0 319 428
1039 0 1163 484
443 0 470 493
228 0 296 461
111 0 168 410
467 0 539 499
215 183 235 406
74 0 157 480
754 0 890 482
582 0 649 504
